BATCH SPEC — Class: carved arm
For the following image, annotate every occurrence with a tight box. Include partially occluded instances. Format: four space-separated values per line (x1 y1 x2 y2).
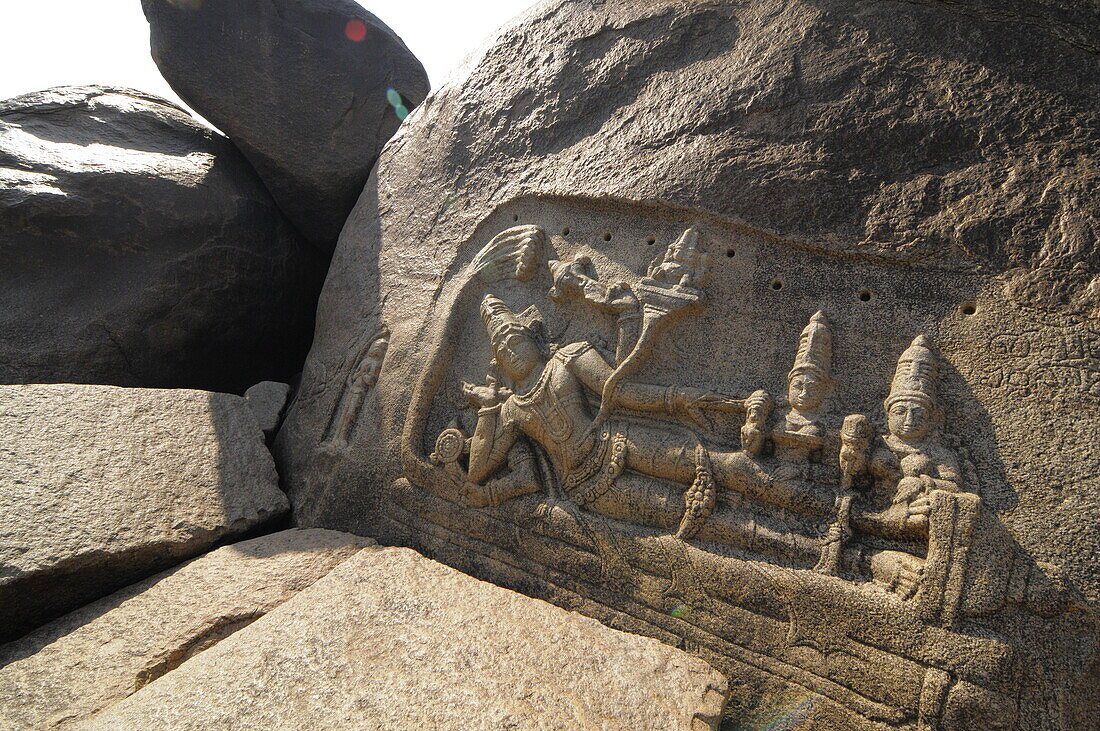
571 347 732 420
466 403 519 485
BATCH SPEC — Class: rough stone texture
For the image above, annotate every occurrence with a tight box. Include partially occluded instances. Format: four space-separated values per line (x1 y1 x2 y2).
275 1 1099 727
0 85 323 393
244 380 291 440
142 0 431 252
81 546 728 730
0 529 367 730
0 384 289 642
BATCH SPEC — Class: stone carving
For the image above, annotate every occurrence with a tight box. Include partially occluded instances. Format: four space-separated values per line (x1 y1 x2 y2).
322 325 390 449
387 217 1091 730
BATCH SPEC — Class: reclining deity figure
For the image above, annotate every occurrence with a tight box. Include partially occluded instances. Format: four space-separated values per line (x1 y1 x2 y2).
458 294 832 558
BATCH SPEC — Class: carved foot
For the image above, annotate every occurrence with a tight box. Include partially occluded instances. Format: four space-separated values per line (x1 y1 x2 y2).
870 550 925 600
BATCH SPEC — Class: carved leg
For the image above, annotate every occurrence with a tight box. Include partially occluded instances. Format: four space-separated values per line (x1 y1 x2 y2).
709 451 832 519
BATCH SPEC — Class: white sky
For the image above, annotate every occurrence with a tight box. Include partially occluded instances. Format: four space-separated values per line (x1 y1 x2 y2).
0 0 535 108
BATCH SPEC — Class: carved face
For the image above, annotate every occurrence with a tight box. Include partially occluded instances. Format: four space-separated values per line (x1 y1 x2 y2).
888 399 933 441
787 372 827 411
495 331 542 381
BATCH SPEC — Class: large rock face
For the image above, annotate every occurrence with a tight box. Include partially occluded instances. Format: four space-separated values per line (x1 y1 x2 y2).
276 0 1099 727
141 0 431 251
82 546 728 729
0 86 322 393
0 384 288 642
0 529 366 729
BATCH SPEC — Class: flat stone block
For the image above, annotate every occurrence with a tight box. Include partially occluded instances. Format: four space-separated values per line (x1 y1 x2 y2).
83 546 728 730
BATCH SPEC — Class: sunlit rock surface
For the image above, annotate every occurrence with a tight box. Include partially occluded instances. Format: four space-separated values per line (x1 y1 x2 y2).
81 546 729 730
0 384 288 642
0 530 366 729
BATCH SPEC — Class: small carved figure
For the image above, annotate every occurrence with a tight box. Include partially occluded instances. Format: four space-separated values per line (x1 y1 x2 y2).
772 311 833 462
323 325 390 448
815 414 872 575
739 389 773 456
647 226 710 289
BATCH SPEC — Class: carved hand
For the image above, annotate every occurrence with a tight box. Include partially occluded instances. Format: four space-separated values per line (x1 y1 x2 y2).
894 476 926 505
462 377 513 408
906 494 933 534
677 388 739 428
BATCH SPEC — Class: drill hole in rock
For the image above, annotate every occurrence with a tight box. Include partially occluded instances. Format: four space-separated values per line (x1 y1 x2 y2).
961 302 977 316
771 279 783 291
858 289 872 302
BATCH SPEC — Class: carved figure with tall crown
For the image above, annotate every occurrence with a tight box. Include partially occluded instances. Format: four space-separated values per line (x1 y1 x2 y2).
771 311 834 464
852 335 965 598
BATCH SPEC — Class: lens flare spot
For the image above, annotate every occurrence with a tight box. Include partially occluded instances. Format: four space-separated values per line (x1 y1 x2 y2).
385 88 403 107
670 604 690 618
394 104 409 121
345 19 368 42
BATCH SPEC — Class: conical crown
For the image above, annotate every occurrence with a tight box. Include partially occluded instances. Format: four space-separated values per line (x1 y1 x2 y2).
885 335 938 410
788 311 832 381
480 294 541 351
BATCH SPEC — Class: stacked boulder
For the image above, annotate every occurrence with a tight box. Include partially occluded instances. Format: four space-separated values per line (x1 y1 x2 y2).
0 86 321 393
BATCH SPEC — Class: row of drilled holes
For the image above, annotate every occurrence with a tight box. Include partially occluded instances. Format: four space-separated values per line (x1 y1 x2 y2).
512 215 978 315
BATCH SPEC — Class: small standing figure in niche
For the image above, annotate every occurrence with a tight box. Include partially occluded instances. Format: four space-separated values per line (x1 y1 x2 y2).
323 326 390 449
855 335 963 599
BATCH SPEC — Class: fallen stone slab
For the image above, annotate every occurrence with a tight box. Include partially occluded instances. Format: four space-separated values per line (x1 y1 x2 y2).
0 86 323 392
0 529 368 729
0 384 289 641
81 546 728 730
141 0 430 252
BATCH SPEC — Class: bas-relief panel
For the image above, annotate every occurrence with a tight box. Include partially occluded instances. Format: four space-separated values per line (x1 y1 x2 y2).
367 198 1093 729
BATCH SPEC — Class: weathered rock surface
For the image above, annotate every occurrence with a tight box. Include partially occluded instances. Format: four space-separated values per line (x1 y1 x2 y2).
81 546 727 730
0 85 323 393
0 529 367 729
142 0 431 251
0 384 288 642
244 380 291 440
275 1 1099 728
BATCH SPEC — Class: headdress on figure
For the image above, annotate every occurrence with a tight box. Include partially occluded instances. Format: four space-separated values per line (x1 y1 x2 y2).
885 335 938 411
480 294 543 352
787 311 833 382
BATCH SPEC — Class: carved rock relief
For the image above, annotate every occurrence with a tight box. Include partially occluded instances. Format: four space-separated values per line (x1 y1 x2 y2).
375 199 1093 729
